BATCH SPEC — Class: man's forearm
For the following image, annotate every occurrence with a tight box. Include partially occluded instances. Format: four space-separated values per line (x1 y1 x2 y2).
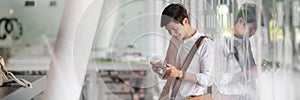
233 65 258 81
181 72 201 86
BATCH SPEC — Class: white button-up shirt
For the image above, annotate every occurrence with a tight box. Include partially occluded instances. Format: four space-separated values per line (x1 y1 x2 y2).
160 31 214 100
214 35 256 96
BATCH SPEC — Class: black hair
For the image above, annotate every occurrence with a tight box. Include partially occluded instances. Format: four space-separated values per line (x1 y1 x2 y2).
234 3 257 24
160 4 189 27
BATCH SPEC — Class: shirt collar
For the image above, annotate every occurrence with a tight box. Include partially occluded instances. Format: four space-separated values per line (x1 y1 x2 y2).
234 36 242 43
183 31 202 44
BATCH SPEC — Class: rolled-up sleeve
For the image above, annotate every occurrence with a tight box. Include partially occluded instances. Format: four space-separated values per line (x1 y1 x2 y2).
195 38 214 87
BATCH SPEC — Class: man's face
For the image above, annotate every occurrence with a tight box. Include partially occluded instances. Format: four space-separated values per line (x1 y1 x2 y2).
165 21 188 41
245 22 257 37
235 18 257 38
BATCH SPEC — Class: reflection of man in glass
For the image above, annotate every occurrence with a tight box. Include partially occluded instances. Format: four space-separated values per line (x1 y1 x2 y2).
150 4 214 100
214 3 258 100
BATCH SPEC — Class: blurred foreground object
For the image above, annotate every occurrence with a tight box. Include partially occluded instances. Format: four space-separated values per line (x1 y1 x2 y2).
261 59 280 72
0 56 32 88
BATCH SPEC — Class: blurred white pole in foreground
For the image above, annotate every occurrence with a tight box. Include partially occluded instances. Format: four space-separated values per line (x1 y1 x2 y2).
42 0 103 100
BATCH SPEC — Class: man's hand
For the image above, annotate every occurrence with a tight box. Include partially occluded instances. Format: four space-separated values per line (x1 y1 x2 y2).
165 64 182 78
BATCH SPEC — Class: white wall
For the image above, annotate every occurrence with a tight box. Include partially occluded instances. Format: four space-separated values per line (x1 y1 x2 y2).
0 0 64 57
95 0 169 59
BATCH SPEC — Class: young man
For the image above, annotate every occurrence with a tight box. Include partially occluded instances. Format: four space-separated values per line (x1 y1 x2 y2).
214 3 258 100
151 4 214 100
